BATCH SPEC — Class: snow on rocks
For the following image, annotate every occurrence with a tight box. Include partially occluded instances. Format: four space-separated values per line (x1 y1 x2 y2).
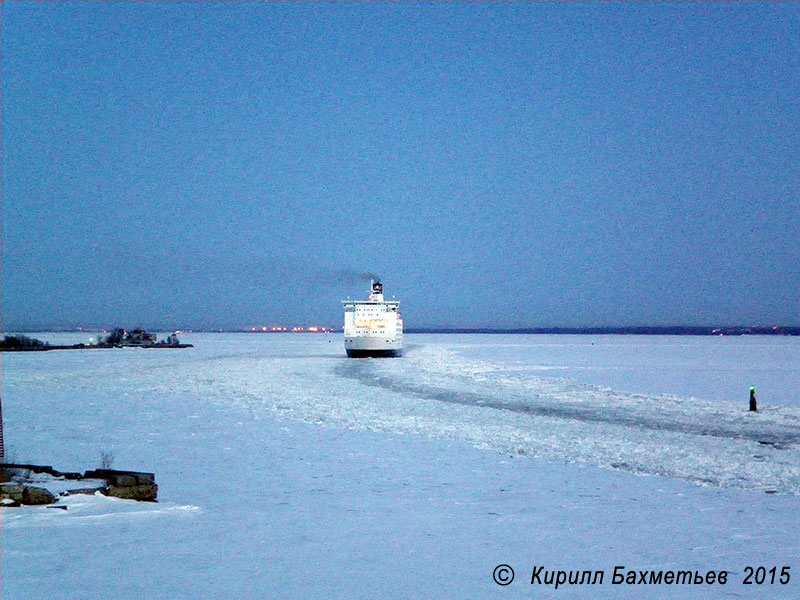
0 465 157 506
82 469 158 501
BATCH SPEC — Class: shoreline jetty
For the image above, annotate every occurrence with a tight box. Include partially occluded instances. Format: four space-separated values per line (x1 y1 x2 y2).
1 463 158 505
0 329 193 352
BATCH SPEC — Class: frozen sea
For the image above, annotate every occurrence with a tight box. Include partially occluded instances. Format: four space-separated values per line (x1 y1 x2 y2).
2 333 799 598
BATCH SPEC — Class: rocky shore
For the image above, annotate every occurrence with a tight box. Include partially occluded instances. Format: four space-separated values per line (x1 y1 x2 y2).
1 463 158 506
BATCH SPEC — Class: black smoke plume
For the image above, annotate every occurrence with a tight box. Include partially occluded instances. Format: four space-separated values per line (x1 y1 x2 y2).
334 269 381 284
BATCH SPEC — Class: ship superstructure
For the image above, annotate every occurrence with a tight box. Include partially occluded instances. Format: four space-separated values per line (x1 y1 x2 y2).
342 281 403 357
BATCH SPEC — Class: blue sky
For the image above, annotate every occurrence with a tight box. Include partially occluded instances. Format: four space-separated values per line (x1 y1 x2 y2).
3 3 799 329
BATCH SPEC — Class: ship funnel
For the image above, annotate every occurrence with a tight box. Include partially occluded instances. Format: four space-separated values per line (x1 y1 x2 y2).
369 279 384 302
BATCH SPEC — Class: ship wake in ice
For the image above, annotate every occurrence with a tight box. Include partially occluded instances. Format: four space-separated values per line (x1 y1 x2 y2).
326 345 800 494
208 342 797 496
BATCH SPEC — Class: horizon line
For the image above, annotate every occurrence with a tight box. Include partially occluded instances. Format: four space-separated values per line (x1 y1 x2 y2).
4 325 800 336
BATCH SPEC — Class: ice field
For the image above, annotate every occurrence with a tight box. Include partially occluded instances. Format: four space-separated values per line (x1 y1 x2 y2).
2 333 799 598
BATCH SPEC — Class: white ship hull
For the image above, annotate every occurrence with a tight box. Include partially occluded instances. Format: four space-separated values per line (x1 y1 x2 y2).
342 281 403 358
344 335 403 358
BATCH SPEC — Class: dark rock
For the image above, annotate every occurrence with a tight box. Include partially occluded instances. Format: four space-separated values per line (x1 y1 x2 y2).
22 486 56 505
105 482 158 502
110 474 137 487
0 484 24 503
1 463 61 477
83 469 158 501
83 469 155 486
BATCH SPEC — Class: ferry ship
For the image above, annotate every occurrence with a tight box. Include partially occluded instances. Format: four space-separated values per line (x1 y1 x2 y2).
342 280 403 357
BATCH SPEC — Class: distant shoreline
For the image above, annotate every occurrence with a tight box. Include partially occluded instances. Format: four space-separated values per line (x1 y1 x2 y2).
404 326 800 336
0 343 194 353
6 326 799 336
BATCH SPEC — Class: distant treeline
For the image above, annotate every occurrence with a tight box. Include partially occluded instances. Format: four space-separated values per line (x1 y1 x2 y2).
404 326 800 336
0 335 49 350
1 330 192 351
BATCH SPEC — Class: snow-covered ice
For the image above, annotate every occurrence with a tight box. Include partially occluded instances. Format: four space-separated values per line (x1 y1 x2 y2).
2 333 799 598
